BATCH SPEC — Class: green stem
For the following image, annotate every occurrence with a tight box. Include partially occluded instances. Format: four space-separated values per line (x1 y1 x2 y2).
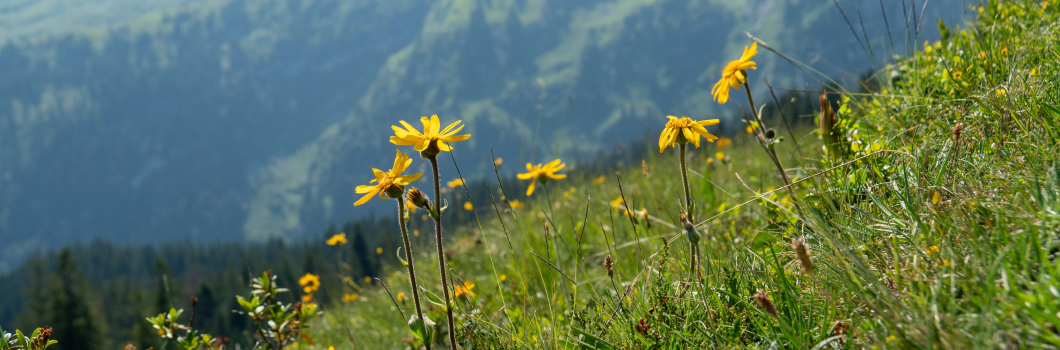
428 157 457 349
744 81 794 188
397 197 430 350
679 143 692 213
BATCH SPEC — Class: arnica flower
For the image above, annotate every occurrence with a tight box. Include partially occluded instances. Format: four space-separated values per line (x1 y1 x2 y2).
342 293 358 302
326 233 347 246
517 159 567 196
301 294 313 303
299 273 320 294
716 137 733 149
463 202 473 211
453 281 476 298
447 179 464 188
376 247 383 254
354 150 423 206
712 42 758 104
396 292 407 302
658 116 720 153
390 114 471 157
508 200 524 209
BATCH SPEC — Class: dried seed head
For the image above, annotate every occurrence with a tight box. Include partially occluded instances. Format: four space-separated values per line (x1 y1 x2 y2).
952 122 964 139
635 318 650 335
793 239 814 273
604 255 614 278
642 159 650 178
754 289 777 318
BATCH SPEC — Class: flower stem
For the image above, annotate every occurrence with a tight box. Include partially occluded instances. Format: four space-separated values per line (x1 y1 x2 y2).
743 81 793 188
428 156 457 349
397 197 430 350
678 143 692 214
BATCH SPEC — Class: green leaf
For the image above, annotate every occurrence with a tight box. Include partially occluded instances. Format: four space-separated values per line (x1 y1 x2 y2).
563 328 616 350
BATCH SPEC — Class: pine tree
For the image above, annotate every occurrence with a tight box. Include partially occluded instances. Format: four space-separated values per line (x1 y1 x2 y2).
153 259 172 314
349 224 375 278
49 249 104 350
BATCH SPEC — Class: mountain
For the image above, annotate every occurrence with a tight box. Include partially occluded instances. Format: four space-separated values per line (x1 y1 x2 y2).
0 0 961 271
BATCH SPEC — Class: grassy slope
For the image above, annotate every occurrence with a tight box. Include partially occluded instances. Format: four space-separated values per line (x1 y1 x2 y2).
304 2 1060 348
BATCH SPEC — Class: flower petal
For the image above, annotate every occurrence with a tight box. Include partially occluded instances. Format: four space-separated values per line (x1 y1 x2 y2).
549 173 567 180
441 134 470 143
517 171 535 180
414 138 430 152
440 120 463 135
390 136 419 146
354 189 379 206
525 179 536 196
395 173 422 185
682 128 700 148
399 120 423 136
429 115 441 137
356 185 378 194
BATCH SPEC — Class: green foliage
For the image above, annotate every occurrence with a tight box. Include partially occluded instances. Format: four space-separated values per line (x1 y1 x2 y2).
1 327 57 350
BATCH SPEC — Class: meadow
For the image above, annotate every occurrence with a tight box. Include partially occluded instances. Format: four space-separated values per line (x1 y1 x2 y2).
6 1 1060 349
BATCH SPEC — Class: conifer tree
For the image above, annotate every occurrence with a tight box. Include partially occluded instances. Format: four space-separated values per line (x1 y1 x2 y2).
49 249 104 350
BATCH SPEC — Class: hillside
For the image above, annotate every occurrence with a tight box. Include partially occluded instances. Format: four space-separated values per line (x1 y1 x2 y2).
281 1 1058 348
0 0 961 272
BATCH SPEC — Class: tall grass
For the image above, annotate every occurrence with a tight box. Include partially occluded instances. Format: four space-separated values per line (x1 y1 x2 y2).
306 2 1060 348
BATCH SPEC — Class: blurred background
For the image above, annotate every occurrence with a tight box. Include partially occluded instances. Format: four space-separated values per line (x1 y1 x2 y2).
0 0 961 273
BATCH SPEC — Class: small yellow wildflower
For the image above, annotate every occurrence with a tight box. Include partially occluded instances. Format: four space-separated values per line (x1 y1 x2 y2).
746 125 755 134
978 51 986 59
326 233 347 246
716 137 733 149
658 116 720 152
500 274 507 282
928 245 940 256
342 293 359 302
413 229 420 237
610 197 626 209
712 42 758 104
517 159 567 196
707 157 715 165
353 150 423 206
463 202 473 211
715 152 726 162
454 281 476 298
887 335 897 342
447 179 464 188
996 88 1006 97
396 292 407 302
299 273 320 293
493 157 504 166
363 276 372 283
301 294 313 303
593 175 606 184
376 247 383 254
389 114 471 154
508 200 524 209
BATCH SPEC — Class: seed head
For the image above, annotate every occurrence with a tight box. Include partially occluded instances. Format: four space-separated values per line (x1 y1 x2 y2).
793 239 814 273
765 128 776 139
754 289 777 318
952 122 964 139
679 213 700 245
604 255 614 278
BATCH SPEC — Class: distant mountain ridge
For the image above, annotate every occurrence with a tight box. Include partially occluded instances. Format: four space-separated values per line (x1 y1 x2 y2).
0 0 960 271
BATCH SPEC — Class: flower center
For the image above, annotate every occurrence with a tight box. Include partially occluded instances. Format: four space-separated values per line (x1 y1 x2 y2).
666 117 694 129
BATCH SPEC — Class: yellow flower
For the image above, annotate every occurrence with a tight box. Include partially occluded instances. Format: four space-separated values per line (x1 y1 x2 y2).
463 202 473 211
376 247 383 254
951 70 963 80
610 197 626 209
707 158 715 165
299 273 320 293
389 114 471 153
996 88 1006 97
887 335 897 342
326 233 347 246
712 42 758 104
342 293 359 302
396 292 407 302
447 178 464 188
716 152 726 162
363 276 372 283
413 229 420 237
508 200 524 209
517 159 567 196
301 294 313 303
500 274 507 282
716 137 733 149
746 125 756 134
658 116 720 153
454 281 476 298
593 175 606 184
493 157 504 166
353 150 423 206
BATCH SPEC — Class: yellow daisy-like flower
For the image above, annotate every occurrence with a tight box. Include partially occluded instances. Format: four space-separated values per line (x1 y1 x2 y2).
326 233 347 246
389 114 471 155
353 150 423 206
376 247 383 254
712 42 758 104
396 292 407 302
658 116 720 153
299 273 320 293
517 159 567 196
342 293 358 302
463 202 473 211
508 200 524 209
447 178 464 188
453 281 476 298
301 294 313 303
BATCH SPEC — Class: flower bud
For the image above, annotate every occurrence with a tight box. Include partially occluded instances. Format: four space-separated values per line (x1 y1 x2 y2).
679 214 699 245
406 187 432 210
765 128 776 139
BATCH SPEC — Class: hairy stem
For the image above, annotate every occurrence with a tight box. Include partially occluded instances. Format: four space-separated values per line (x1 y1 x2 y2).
428 157 457 349
744 81 793 188
397 197 430 350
